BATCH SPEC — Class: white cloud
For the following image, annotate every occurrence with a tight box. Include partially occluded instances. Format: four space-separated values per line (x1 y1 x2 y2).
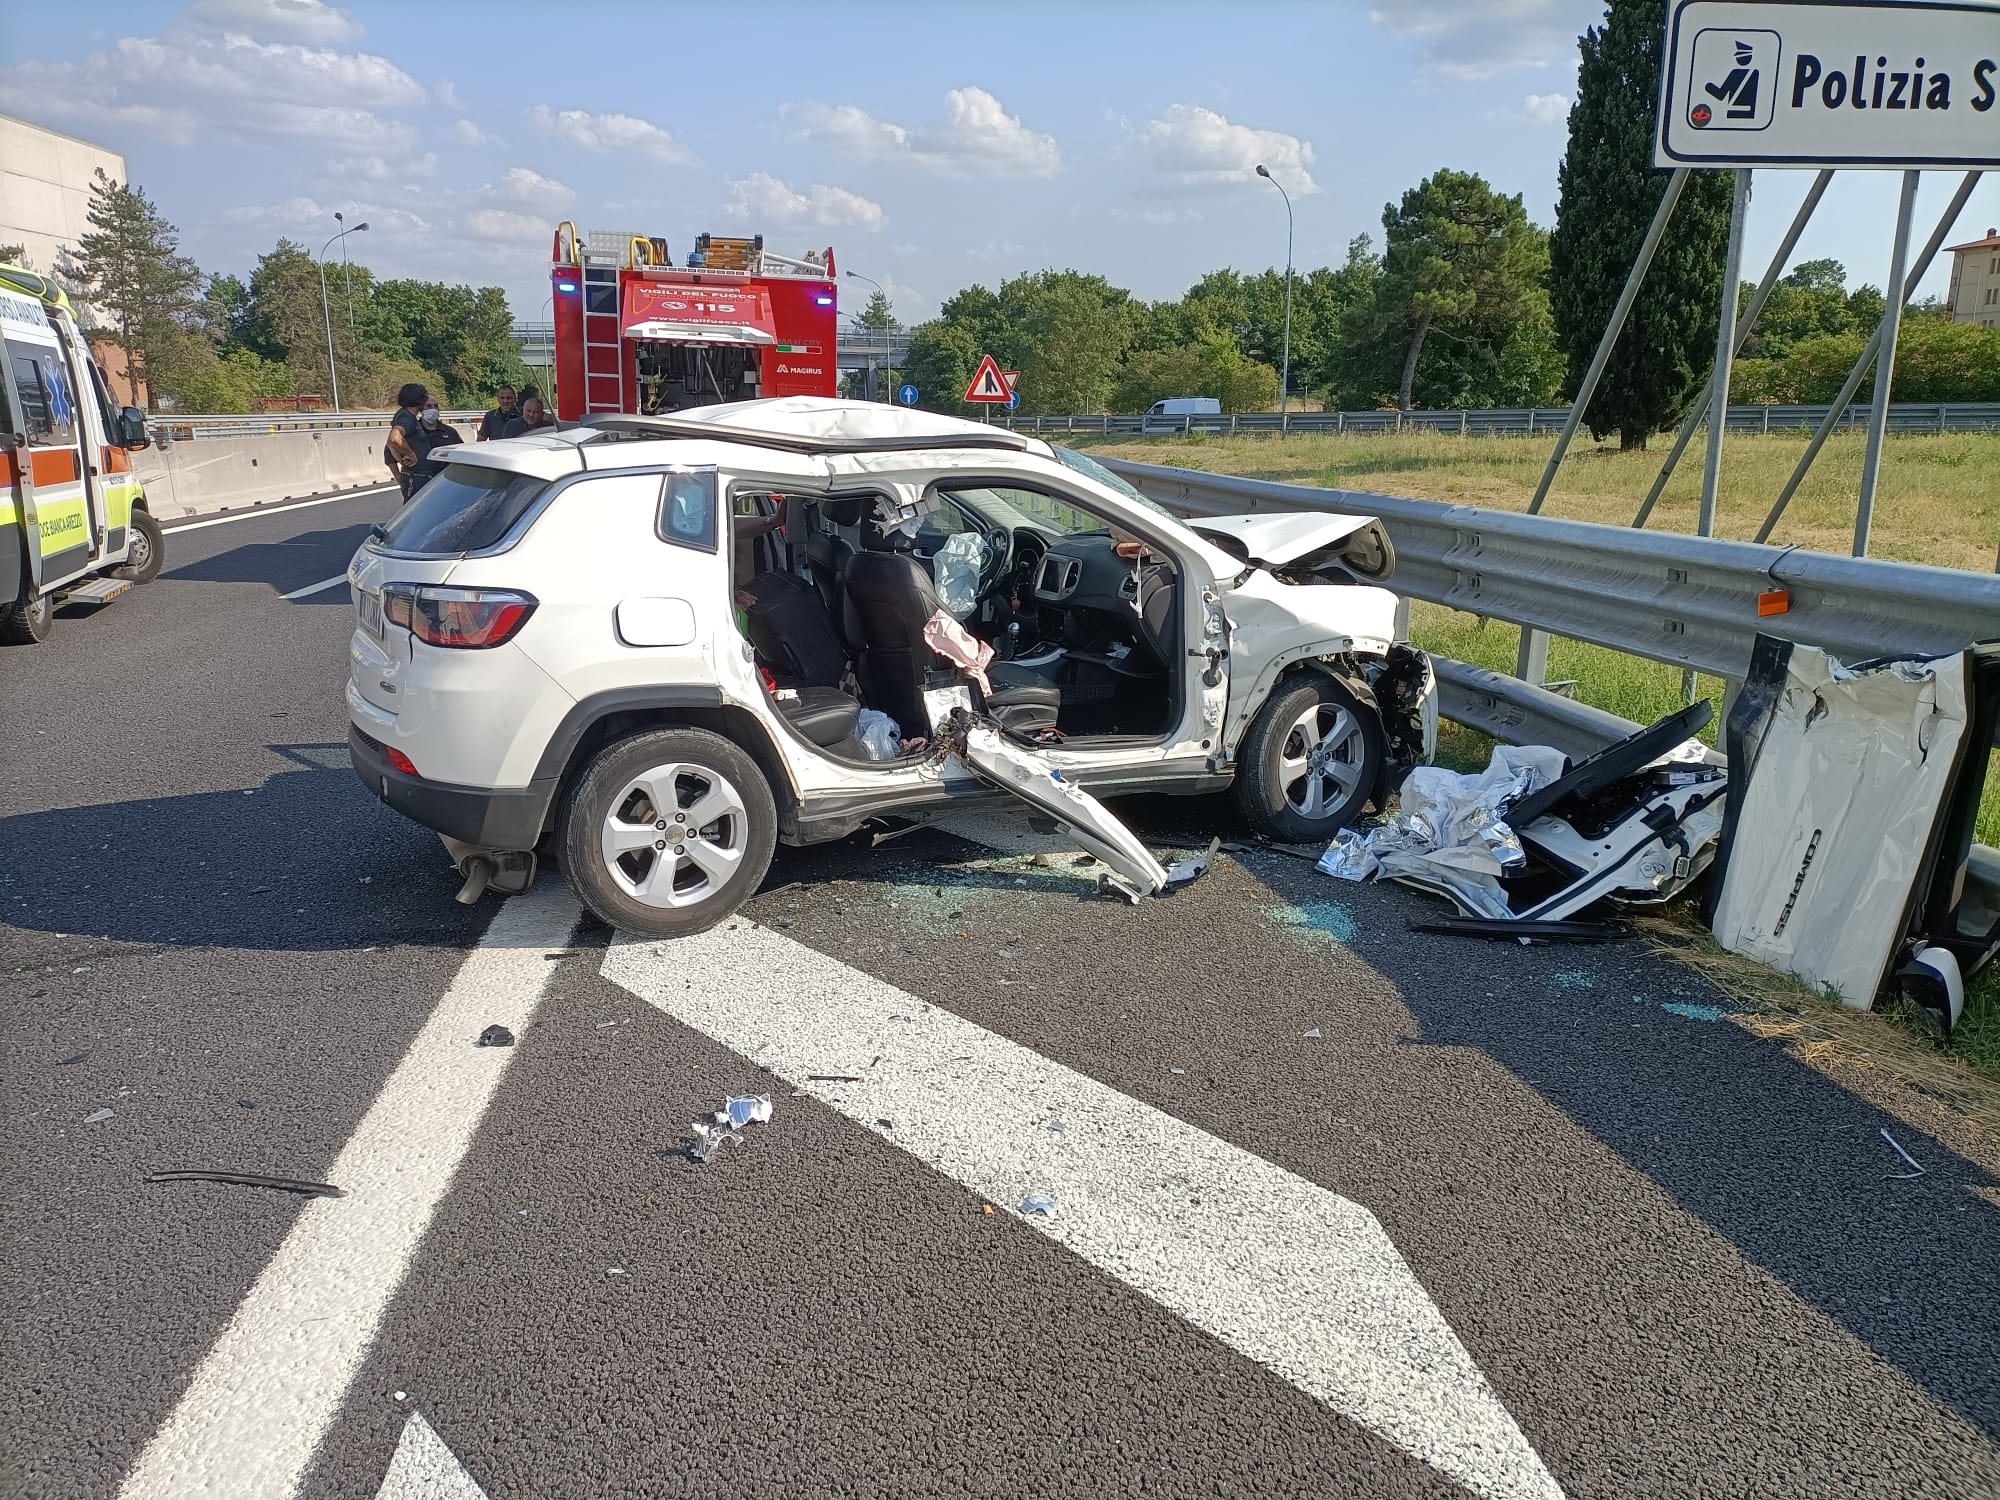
782 87 1060 179
1112 207 1205 226
1366 0 1595 80
464 208 554 243
1136 104 1319 195
219 195 429 239
1524 91 1569 123
327 152 435 182
526 105 693 164
0 28 421 148
723 173 884 231
483 167 571 211
450 117 489 146
187 0 362 43
437 80 465 111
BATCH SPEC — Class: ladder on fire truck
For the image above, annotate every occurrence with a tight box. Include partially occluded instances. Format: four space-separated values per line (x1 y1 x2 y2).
578 230 633 414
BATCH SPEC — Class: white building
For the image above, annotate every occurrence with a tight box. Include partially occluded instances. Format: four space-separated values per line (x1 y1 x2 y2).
0 113 127 284
1945 228 2000 331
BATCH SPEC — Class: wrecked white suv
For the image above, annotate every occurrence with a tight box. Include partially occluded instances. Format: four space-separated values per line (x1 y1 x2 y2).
345 398 1434 936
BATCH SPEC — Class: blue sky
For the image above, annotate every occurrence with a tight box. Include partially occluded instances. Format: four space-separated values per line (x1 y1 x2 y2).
3 0 1993 327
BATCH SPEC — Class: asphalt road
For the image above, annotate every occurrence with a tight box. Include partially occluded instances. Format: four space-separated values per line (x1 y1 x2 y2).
2 487 1997 1500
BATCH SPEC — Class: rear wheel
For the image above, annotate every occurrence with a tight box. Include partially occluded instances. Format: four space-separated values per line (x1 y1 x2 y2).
0 559 52 646
559 727 777 939
1233 674 1383 843
118 508 164 584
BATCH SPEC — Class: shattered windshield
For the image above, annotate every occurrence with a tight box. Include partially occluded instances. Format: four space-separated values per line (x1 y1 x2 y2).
1050 445 1180 523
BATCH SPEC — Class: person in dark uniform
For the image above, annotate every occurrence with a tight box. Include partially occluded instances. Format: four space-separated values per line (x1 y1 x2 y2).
407 399 466 494
500 394 556 438
383 383 430 500
476 386 518 441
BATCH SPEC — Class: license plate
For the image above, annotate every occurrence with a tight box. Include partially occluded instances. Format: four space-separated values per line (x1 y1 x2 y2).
358 587 383 638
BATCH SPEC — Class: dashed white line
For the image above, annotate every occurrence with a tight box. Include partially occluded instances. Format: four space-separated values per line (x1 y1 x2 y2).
116 884 580 1500
602 917 1565 1500
280 573 353 601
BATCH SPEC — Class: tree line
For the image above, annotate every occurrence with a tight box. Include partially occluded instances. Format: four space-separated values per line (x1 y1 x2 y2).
43 170 530 413
903 0 1999 441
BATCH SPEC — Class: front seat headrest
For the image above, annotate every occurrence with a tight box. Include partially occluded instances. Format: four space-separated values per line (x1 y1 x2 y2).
859 522 909 552
825 496 867 528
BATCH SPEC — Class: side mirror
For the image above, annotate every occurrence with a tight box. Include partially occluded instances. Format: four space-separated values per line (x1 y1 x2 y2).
118 406 150 449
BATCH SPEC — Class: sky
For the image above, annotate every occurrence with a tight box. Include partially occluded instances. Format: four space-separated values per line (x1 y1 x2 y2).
2 0 1994 330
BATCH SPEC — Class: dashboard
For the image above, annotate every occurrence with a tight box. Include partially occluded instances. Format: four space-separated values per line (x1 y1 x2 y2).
1027 532 1137 614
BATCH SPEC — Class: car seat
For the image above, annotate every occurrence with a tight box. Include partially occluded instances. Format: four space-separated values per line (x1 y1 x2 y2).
844 525 1059 737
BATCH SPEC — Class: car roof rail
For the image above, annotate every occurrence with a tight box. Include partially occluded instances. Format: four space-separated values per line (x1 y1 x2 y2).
576 412 1035 456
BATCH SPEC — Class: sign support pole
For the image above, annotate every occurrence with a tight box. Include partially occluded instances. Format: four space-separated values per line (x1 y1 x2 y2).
1853 170 1920 559
1754 170 1981 544
1697 168 1750 544
1634 168 1830 530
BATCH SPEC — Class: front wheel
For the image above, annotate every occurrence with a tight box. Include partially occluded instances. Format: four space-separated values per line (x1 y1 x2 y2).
0 585 53 646
559 727 777 939
1233 674 1384 843
117 508 165 584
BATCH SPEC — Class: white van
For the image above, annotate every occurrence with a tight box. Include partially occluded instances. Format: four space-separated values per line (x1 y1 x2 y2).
1142 396 1222 433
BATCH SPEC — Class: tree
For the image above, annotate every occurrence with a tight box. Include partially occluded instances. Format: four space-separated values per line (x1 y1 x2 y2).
1109 335 1281 413
855 290 894 330
1325 174 1561 411
1549 0 1734 448
365 279 527 404
239 239 362 399
903 272 1136 417
0 243 24 265
55 172 203 411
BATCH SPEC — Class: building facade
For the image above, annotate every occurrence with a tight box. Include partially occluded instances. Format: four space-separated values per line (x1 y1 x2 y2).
1945 228 2000 330
0 114 126 306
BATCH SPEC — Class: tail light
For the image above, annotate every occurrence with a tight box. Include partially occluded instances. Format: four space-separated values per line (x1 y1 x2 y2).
383 584 537 648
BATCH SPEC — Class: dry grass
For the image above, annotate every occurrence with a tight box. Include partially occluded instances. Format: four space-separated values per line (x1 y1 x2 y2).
1078 427 2000 574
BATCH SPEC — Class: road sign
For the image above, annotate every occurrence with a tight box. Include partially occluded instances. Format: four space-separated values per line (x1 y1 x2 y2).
1006 390 1020 409
1657 1 2000 169
963 354 1012 403
897 384 919 406
1002 370 1020 392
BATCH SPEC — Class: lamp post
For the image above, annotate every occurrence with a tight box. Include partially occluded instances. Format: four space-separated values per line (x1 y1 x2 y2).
332 211 359 329
1255 164 1294 436
845 270 890 401
318 222 367 412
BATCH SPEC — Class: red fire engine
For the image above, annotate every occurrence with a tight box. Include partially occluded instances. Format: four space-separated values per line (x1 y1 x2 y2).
549 223 841 421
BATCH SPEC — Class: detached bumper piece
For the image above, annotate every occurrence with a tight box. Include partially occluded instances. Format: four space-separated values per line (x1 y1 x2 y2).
1319 701 1728 933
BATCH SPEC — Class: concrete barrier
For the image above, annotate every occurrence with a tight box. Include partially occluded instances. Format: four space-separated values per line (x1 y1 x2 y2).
135 428 397 519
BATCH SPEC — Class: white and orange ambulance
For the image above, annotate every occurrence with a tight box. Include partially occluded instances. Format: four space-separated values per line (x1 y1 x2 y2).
1 265 161 645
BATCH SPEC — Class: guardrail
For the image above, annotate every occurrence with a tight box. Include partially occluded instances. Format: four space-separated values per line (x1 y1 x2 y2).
154 411 483 441
1006 401 2000 438
1104 455 2000 901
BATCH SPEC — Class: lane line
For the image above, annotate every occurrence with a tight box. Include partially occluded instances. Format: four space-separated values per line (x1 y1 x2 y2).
160 485 398 534
117 884 580 1500
280 573 353 601
374 1413 490 1499
603 919 1565 1500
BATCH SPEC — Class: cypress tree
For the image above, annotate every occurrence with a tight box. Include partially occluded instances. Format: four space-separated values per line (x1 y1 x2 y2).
1549 0 1733 449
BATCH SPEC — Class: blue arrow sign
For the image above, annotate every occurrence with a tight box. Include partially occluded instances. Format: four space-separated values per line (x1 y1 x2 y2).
897 384 919 406
1006 390 1020 409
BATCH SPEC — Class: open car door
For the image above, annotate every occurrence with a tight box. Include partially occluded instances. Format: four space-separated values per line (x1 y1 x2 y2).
950 717 1171 899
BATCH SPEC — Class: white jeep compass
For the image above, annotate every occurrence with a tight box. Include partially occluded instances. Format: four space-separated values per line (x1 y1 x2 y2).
345 398 1433 937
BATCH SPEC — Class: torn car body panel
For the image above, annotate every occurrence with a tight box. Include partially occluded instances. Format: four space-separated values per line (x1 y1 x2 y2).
1218 571 1401 756
1712 641 1971 1011
1187 511 1385 571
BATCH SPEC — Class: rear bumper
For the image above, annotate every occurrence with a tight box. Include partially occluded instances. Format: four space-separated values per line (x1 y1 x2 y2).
349 724 554 851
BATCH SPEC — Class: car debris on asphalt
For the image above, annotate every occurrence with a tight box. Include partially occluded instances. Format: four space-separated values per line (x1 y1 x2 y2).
475 1024 515 1048
145 1169 345 1198
1019 1191 1057 1217
82 1108 114 1124
688 1094 774 1163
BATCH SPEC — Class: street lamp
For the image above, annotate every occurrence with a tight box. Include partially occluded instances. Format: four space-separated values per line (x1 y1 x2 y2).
332 211 365 329
317 221 366 412
845 270 890 401
1255 164 1294 436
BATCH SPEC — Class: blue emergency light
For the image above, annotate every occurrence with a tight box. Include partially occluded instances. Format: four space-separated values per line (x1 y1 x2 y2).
814 294 834 306
556 280 578 292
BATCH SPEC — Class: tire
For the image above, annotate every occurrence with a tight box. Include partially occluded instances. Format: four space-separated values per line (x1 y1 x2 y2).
117 507 164 584
1233 674 1384 843
559 727 777 939
0 558 52 646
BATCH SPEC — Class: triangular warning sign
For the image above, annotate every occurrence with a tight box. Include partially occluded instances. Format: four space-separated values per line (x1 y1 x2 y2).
964 354 1011 403
1002 370 1020 393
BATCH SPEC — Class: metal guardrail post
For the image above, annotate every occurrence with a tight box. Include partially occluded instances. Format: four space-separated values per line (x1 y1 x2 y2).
1855 170 1922 559
1634 169 1830 531
1755 169 1982 544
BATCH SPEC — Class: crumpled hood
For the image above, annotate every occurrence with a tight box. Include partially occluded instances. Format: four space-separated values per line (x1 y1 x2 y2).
1187 510 1382 568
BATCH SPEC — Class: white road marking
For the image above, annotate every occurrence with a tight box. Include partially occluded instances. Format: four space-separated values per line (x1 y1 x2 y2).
117 884 580 1500
160 485 399 534
280 573 352 600
373 1413 491 1499
603 920 1565 1500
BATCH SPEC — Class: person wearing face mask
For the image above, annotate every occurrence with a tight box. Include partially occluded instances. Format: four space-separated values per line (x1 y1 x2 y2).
406 399 466 495
500 394 556 438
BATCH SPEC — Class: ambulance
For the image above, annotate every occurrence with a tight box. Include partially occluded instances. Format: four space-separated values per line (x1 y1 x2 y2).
0 266 161 645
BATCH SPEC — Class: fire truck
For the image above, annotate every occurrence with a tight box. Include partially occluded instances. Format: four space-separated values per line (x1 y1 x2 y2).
549 224 841 421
